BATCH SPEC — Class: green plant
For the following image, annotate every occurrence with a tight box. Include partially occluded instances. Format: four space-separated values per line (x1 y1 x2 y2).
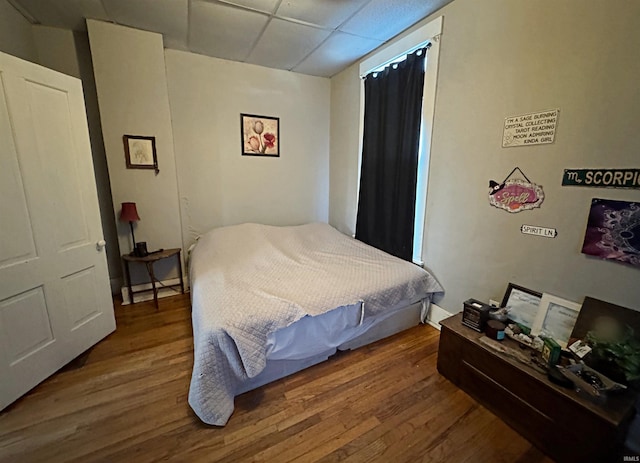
586 325 640 384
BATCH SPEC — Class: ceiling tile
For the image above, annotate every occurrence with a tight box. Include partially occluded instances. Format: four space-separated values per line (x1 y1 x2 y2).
216 0 280 14
246 18 331 70
11 0 450 77
189 1 269 62
275 0 371 29
340 0 448 41
9 1 59 25
294 31 382 77
15 0 109 30
103 0 188 47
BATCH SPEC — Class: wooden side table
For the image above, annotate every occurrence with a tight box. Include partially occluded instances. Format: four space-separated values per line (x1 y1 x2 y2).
122 248 185 309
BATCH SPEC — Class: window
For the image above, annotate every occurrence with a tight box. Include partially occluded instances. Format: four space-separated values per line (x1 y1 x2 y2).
358 17 443 265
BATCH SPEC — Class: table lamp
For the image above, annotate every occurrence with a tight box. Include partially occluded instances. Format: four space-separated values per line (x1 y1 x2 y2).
119 202 140 255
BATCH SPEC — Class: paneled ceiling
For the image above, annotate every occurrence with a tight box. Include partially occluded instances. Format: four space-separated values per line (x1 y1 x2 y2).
9 0 452 77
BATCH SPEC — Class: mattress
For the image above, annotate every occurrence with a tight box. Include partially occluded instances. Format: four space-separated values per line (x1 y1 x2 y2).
188 222 443 425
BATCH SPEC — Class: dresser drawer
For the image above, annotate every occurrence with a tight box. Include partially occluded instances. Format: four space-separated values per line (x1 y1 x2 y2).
437 315 635 463
461 336 617 437
459 360 564 454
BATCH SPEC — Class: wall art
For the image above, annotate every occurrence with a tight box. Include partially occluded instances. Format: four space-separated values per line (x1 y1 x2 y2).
581 198 640 268
123 135 158 173
502 108 558 147
563 168 640 189
241 113 279 157
488 167 544 213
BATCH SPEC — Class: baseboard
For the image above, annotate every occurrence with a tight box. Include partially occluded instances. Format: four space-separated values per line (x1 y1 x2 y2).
426 303 454 331
120 277 187 305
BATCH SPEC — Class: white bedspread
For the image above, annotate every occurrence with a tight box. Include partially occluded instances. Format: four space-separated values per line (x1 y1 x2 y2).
188 222 443 425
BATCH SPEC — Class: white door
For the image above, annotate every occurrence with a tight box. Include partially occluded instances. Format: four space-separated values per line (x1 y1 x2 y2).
0 51 116 410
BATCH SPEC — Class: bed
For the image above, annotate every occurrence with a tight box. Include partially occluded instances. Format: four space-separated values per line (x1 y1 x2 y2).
188 222 443 425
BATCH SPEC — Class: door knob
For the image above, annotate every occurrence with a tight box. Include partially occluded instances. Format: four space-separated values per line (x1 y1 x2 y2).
96 239 107 251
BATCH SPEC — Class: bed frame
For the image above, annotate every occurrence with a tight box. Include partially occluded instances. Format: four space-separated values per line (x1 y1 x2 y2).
237 300 424 394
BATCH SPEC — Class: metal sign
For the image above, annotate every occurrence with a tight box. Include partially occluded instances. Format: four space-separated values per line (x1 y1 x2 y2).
489 179 545 213
503 109 559 147
521 225 557 238
562 169 640 189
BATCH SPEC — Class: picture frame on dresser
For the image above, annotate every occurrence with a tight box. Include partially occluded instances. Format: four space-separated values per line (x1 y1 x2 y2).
501 282 542 330
531 293 582 347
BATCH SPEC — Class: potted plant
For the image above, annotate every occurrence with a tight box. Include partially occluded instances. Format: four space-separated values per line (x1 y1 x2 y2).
586 324 640 388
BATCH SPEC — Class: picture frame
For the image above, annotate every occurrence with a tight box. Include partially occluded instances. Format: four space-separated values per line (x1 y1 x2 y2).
570 297 640 344
241 113 279 157
531 293 582 348
123 135 158 172
501 283 542 330
569 297 640 385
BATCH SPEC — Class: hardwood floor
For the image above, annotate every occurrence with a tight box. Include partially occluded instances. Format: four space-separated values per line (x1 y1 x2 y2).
0 294 553 463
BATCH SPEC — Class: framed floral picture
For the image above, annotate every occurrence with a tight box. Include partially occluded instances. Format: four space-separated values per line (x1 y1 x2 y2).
241 114 279 157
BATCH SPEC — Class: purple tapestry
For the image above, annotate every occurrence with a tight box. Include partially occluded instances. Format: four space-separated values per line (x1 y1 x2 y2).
581 198 640 268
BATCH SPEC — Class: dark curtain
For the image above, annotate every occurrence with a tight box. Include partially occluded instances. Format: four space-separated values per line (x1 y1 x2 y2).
355 48 427 261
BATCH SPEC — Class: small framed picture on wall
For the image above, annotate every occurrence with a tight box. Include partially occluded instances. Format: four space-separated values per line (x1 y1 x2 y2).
241 114 279 157
124 135 158 172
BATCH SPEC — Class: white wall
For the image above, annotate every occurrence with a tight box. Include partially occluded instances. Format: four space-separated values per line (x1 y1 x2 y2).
329 64 360 236
0 0 36 63
88 20 182 284
165 49 330 249
329 0 640 313
32 26 81 77
72 32 121 293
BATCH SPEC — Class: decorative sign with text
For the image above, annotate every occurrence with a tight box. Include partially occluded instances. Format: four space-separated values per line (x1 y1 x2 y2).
521 225 557 238
562 168 640 189
489 179 545 213
502 109 559 147
489 167 545 213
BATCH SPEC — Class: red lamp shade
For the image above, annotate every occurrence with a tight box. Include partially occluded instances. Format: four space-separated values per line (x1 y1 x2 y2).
119 202 140 222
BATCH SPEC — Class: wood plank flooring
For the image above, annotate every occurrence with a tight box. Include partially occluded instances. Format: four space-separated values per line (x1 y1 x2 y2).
0 294 553 462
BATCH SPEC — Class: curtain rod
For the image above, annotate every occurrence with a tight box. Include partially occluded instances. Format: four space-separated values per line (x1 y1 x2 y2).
360 43 432 80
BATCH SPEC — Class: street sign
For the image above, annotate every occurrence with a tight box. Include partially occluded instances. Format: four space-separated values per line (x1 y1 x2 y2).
562 169 640 189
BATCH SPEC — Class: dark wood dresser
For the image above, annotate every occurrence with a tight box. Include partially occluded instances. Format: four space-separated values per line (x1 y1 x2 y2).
437 313 637 463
